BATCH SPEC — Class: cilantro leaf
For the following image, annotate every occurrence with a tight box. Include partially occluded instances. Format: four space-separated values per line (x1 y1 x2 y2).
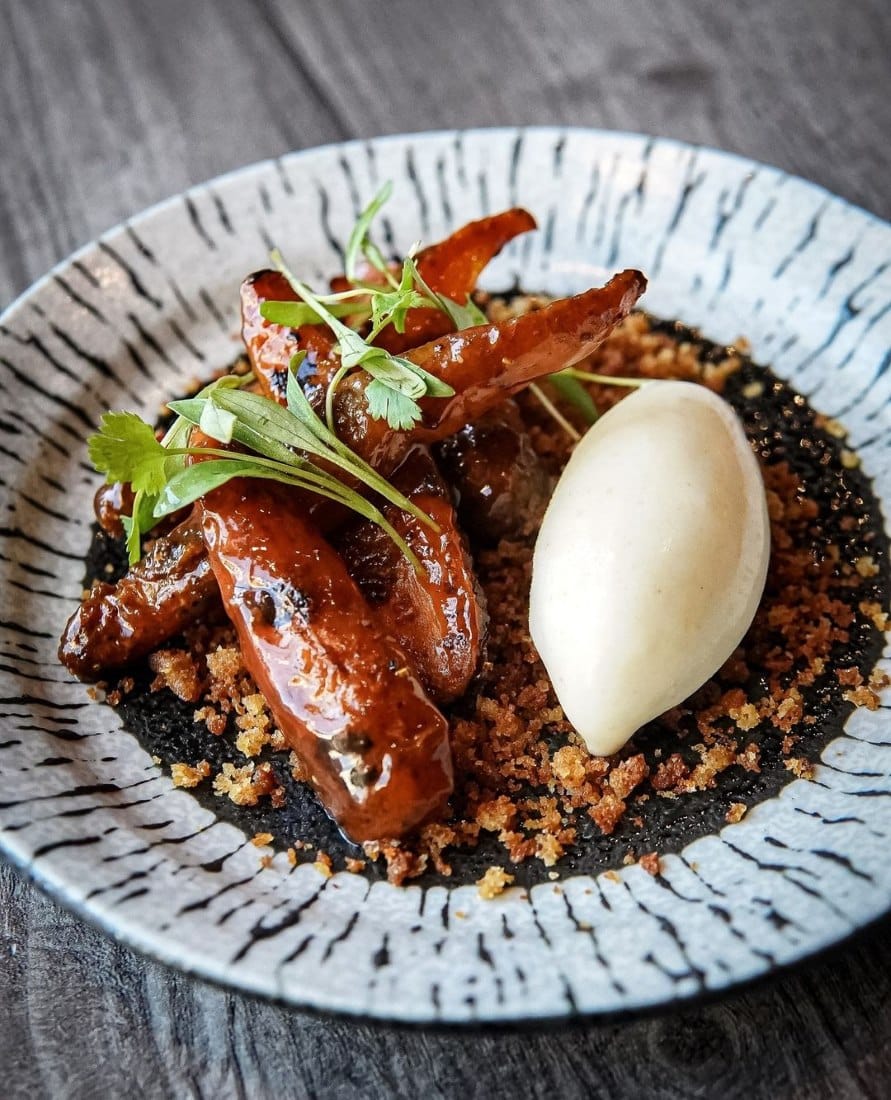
365 379 424 430
394 357 454 399
362 355 427 400
88 412 170 495
370 260 430 334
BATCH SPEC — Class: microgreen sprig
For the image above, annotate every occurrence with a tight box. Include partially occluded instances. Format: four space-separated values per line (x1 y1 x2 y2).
259 183 486 433
539 369 649 439
268 249 453 432
89 355 437 569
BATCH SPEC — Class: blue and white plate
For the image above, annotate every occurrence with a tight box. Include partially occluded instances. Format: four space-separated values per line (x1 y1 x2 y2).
1 128 890 1024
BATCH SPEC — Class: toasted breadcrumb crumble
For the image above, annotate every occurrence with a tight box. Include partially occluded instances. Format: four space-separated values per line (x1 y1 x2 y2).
170 760 210 788
477 866 516 898
725 802 748 824
638 852 661 876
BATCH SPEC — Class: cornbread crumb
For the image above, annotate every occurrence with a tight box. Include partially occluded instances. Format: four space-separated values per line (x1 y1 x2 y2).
855 555 880 578
869 668 890 691
639 852 661 876
313 851 334 878
170 760 210 788
476 865 515 899
212 761 281 806
535 833 564 867
149 649 203 702
286 847 298 867
844 685 882 710
251 832 274 847
552 744 588 789
841 449 861 469
345 858 366 874
725 802 748 824
213 762 259 804
729 702 760 731
859 601 890 631
784 757 816 780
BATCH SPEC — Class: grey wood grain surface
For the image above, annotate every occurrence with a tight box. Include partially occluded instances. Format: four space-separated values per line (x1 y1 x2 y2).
2 0 890 1096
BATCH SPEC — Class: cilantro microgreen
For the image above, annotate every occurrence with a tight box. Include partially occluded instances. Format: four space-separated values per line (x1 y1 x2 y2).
344 181 396 284
88 412 171 495
269 250 455 432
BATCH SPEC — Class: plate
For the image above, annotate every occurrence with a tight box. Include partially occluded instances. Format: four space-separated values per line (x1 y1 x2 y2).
2 128 891 1025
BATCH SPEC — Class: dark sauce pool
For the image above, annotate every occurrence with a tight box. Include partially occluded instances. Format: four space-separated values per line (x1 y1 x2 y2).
83 316 891 888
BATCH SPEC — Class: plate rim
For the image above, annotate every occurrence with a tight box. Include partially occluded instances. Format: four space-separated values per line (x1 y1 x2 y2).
2 124 891 1025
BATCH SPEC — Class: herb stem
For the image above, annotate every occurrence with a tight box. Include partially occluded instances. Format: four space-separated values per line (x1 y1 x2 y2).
324 362 352 434
559 369 647 388
529 382 582 442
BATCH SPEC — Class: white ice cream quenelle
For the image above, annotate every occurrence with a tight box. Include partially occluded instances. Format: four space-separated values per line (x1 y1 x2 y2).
529 379 770 757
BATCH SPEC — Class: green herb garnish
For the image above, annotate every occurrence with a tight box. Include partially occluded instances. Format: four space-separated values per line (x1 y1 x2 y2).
268 250 453 432
260 183 487 433
540 369 648 437
89 357 435 568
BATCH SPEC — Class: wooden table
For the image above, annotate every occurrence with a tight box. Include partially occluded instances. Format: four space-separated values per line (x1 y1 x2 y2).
3 1 890 1096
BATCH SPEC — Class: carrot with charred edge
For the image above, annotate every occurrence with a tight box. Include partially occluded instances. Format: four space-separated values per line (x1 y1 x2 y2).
331 207 537 353
198 478 453 842
334 268 647 471
241 270 338 404
241 208 536 399
336 445 487 704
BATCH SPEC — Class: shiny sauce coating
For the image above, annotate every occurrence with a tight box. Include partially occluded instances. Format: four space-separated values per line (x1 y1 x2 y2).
59 517 219 679
199 479 453 842
336 446 487 704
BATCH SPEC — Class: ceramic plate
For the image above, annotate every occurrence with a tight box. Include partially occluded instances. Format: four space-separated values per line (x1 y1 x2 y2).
2 128 891 1024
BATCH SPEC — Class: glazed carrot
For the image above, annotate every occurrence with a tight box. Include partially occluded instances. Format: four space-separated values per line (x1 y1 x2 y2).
436 399 551 544
59 516 217 679
336 445 487 704
331 207 537 353
198 478 453 842
333 268 647 471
